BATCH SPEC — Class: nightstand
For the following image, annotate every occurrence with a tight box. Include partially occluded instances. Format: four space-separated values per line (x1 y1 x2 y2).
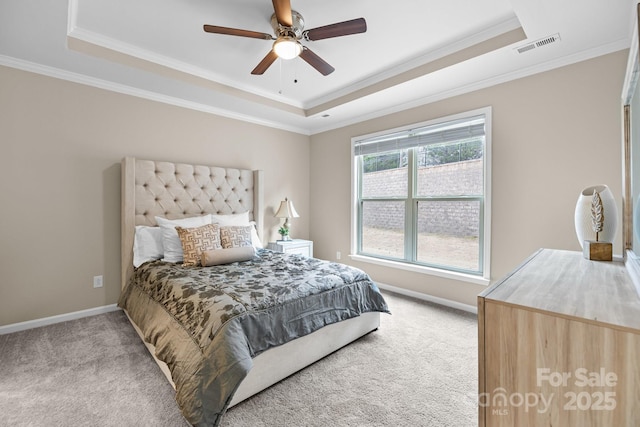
267 239 314 257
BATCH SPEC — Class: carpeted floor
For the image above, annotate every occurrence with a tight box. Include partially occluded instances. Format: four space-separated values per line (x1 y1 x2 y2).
0 291 478 426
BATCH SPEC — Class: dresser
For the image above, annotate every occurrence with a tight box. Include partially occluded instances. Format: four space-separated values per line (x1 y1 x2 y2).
266 239 313 257
478 249 640 426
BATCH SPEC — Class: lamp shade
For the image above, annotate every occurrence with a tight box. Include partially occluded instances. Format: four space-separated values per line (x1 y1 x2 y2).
275 198 299 219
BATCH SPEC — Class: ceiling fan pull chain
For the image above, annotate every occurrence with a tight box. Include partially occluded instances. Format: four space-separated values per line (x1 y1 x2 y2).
278 59 283 94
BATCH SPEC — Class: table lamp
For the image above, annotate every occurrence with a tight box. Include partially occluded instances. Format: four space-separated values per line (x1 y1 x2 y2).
275 197 299 241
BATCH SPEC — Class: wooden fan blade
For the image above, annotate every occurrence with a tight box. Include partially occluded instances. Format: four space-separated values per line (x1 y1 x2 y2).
299 47 335 76
251 50 279 75
272 0 293 27
304 18 367 41
203 25 273 40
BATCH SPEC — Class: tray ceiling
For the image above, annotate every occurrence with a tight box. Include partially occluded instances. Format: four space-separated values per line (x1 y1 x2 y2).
0 0 635 134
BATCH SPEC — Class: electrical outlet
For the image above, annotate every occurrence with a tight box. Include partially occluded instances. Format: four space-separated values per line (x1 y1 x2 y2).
93 275 103 288
336 251 341 260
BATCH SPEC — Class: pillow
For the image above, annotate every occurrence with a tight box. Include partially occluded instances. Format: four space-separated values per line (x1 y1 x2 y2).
210 211 250 226
249 222 264 249
210 212 263 248
155 215 212 263
201 246 256 266
133 226 163 267
176 223 222 266
220 225 253 249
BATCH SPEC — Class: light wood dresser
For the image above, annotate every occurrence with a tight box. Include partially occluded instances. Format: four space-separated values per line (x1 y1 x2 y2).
478 248 640 427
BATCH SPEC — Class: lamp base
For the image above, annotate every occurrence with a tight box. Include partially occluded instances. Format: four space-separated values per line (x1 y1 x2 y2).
583 241 612 261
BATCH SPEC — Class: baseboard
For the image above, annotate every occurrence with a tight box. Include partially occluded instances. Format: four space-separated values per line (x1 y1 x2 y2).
0 287 475 335
376 282 478 314
0 304 120 335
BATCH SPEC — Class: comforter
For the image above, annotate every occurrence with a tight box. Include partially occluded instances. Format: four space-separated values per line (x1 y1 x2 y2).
118 249 389 426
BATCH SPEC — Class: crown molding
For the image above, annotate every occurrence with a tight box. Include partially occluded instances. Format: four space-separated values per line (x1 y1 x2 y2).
305 16 523 110
309 38 630 135
0 55 310 135
67 0 305 110
66 27 305 111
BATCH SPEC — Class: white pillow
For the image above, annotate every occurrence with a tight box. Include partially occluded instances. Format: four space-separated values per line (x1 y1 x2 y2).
133 226 163 267
209 212 263 248
155 215 212 263
249 222 264 249
209 212 250 226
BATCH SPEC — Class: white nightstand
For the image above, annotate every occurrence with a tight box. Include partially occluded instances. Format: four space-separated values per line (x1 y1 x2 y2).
267 239 314 257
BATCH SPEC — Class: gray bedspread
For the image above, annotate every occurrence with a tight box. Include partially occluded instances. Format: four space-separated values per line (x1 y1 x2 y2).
118 249 389 426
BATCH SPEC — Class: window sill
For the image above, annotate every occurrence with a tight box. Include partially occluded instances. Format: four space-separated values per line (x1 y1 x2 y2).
349 254 490 286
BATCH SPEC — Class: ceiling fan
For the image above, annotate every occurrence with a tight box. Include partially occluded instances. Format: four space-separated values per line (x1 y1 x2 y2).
203 0 367 76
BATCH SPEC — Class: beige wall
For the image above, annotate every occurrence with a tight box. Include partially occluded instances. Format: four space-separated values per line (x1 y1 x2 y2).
0 49 628 325
0 65 310 326
309 50 628 307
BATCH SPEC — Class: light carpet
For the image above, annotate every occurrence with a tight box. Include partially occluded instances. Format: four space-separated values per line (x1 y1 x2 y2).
0 291 478 426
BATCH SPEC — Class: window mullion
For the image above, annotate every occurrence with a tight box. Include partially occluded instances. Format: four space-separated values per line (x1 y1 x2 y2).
406 149 416 261
356 156 363 254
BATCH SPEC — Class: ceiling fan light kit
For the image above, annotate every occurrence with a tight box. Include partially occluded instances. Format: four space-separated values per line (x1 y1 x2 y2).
273 36 302 60
203 0 367 76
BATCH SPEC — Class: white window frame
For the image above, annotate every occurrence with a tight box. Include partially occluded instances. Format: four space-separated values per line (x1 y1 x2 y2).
350 107 492 285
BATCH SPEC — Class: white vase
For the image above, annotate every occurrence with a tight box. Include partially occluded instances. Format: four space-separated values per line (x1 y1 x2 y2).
574 185 617 248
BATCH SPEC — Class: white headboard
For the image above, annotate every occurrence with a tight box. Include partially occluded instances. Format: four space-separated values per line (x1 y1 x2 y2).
121 157 264 289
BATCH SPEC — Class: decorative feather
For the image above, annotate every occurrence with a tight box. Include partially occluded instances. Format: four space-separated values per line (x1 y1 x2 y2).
591 189 604 242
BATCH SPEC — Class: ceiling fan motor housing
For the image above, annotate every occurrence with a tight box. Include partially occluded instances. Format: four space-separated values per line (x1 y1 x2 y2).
271 10 305 38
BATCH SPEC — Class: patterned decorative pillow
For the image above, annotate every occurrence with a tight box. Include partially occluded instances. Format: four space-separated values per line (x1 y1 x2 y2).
176 223 222 266
220 225 253 249
209 212 263 248
155 214 211 263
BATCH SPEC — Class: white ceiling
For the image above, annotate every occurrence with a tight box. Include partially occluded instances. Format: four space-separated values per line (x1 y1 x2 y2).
0 0 635 134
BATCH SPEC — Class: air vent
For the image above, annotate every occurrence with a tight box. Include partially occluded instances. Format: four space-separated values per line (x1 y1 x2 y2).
516 33 561 54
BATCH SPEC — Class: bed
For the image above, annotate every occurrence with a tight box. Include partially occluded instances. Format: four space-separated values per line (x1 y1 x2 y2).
118 157 389 426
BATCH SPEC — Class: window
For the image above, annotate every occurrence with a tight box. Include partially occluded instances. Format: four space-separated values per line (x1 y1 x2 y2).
352 108 491 280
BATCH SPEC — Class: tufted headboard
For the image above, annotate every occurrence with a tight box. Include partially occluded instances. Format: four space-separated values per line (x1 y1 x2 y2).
121 157 264 290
